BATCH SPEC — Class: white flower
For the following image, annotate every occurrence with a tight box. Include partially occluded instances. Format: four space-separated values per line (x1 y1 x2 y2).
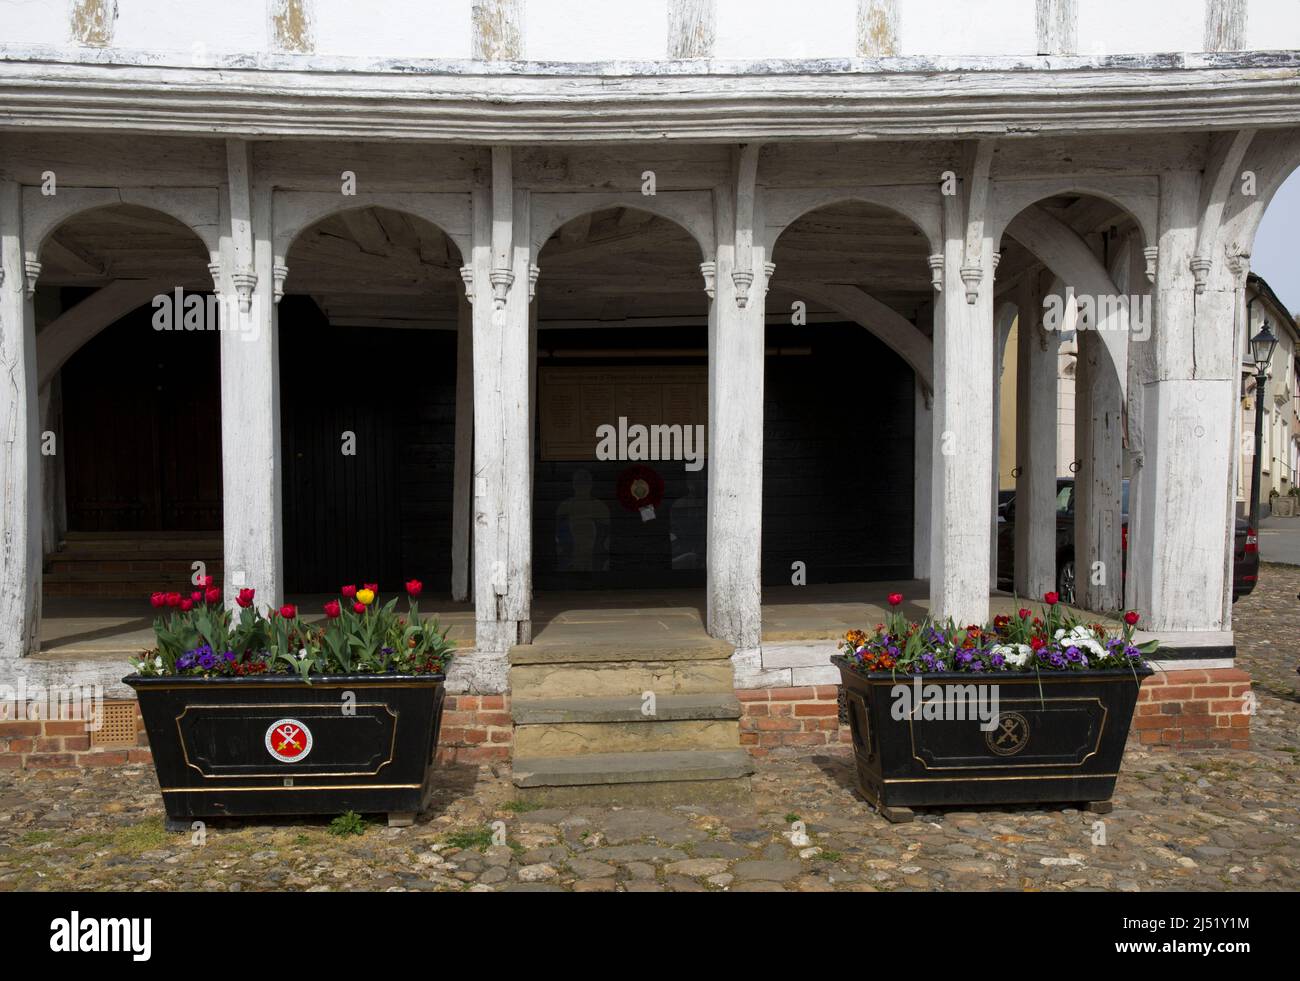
992 644 1032 668
153 656 163 669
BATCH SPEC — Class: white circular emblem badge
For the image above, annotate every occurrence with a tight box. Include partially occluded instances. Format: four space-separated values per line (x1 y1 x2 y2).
265 719 313 763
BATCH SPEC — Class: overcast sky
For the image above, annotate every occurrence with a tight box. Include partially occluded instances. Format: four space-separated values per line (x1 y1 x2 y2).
1251 168 1300 316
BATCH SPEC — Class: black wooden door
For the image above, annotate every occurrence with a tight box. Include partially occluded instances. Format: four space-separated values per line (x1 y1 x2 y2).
61 301 221 532
278 298 458 595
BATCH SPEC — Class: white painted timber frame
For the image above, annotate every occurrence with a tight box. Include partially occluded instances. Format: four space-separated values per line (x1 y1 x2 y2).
2 50 1300 685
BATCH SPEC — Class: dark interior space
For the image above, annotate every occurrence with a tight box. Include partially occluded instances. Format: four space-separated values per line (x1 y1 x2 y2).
531 321 915 591
61 296 222 533
278 296 458 594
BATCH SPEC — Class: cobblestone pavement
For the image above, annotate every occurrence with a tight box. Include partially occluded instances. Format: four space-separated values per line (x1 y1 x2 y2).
1233 563 1300 700
2 572 1298 893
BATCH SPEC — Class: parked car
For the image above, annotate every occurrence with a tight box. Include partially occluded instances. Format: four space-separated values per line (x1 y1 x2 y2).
997 478 1259 604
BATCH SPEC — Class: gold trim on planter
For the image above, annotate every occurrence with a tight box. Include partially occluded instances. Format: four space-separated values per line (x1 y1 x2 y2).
173 702 399 779
883 772 1120 784
139 680 440 691
159 783 423 793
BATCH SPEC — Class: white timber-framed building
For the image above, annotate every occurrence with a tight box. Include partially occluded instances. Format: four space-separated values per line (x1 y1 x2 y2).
1 0 1296 778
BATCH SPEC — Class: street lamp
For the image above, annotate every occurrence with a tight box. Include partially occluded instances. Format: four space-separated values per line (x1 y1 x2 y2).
1249 320 1279 531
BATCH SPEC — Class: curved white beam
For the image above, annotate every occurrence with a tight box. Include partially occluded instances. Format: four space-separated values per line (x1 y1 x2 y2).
783 280 932 392
1005 205 1126 399
36 279 172 390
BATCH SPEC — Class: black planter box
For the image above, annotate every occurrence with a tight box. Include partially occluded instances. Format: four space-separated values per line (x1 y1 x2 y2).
832 655 1152 820
125 673 446 831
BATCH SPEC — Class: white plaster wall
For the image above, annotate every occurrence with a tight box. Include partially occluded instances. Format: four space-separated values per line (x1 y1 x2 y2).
528 0 667 60
714 0 856 59
114 0 269 56
0 0 69 46
1247 0 1300 50
312 0 471 59
1076 0 1204 56
898 0 1038 57
2 0 1296 62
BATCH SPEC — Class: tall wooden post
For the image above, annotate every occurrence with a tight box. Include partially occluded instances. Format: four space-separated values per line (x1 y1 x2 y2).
1014 272 1059 599
1128 170 1235 633
930 152 994 626
707 146 766 649
451 293 474 603
470 149 532 661
0 180 42 658
219 141 283 610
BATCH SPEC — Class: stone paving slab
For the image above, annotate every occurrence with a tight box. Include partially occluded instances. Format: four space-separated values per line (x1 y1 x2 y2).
2 569 1297 893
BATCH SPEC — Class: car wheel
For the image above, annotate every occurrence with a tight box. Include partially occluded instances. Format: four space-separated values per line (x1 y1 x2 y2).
1057 559 1077 606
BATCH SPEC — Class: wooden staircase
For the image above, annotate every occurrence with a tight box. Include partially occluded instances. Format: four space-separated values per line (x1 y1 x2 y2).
43 531 224 599
509 635 754 804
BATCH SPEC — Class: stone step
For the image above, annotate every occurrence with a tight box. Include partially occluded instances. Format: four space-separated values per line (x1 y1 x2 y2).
47 559 226 575
509 657 736 699
508 636 733 665
512 692 742 756
43 568 223 583
511 693 742 725
511 748 755 792
57 533 222 553
515 718 741 756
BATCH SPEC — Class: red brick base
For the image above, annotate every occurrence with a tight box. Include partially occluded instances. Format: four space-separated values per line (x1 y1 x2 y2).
1132 667 1252 750
738 685 851 758
436 694 513 765
0 670 1254 769
0 700 151 769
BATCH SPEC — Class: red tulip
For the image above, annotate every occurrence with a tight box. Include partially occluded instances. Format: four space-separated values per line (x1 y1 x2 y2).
166 592 182 607
205 587 221 604
353 601 366 614
363 582 378 593
1124 611 1140 626
279 604 297 619
191 590 203 603
887 593 903 607
236 588 255 608
200 575 214 588
1018 608 1031 620
340 585 357 599
180 599 194 612
323 600 341 619
1044 592 1060 606
405 579 423 597
150 592 165 608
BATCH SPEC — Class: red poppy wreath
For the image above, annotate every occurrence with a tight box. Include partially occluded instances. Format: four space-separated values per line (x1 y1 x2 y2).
616 464 665 518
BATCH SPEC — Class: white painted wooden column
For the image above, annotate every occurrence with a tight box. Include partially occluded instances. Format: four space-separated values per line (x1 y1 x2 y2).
39 375 68 558
469 148 532 662
1013 272 1058 599
991 301 1015 589
1129 170 1235 633
219 142 283 609
450 292 474 603
913 377 932 581
930 166 994 625
707 146 765 649
1071 230 1132 613
0 180 42 658
1074 324 1125 612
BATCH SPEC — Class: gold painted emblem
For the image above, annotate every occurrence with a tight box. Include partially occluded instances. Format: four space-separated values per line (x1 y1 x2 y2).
985 712 1030 757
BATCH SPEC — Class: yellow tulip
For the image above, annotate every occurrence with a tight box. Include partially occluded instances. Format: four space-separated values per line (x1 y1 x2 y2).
357 589 375 606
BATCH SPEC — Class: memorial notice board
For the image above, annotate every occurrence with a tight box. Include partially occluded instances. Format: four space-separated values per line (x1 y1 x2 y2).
538 365 709 461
